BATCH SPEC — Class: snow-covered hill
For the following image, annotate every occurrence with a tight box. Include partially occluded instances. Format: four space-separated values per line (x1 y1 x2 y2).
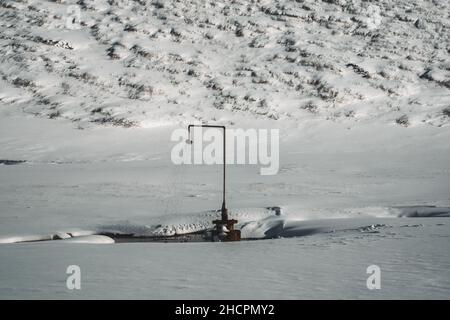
1 0 449 127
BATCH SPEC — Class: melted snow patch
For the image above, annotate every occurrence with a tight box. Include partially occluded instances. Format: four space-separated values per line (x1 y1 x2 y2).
95 207 282 237
1 206 449 244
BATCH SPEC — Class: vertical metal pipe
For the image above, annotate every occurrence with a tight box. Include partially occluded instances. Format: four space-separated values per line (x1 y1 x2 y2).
187 124 227 220
223 128 226 205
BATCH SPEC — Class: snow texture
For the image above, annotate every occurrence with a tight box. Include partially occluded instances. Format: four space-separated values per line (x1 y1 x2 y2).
0 0 449 299
0 0 449 128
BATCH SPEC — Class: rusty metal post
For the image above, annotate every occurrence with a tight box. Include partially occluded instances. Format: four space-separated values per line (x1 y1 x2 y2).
187 124 240 241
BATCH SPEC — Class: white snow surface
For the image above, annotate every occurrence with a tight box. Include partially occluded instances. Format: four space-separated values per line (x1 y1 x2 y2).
1 118 449 298
0 0 449 299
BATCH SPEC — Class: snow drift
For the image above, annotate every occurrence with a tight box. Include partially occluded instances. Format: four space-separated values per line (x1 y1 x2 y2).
1 205 449 244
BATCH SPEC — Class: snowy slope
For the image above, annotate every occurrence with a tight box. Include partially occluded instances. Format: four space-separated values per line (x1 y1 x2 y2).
0 0 449 127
